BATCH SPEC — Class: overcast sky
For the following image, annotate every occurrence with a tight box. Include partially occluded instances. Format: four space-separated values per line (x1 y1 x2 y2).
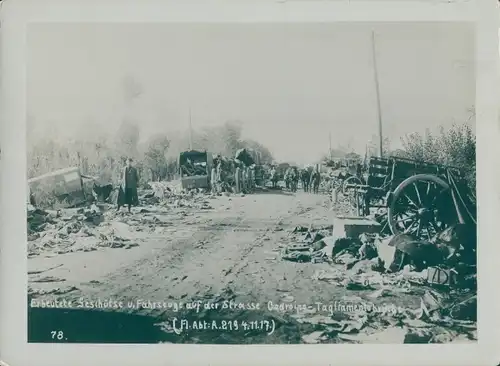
27 22 475 164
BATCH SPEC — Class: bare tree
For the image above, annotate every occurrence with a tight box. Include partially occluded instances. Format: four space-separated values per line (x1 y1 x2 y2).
144 134 170 181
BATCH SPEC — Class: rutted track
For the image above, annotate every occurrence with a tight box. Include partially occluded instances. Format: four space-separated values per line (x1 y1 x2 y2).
29 192 346 343
53 193 330 311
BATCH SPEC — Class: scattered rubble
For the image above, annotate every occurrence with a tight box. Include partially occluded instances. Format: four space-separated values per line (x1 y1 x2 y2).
280 218 477 344
26 166 477 345
27 183 218 257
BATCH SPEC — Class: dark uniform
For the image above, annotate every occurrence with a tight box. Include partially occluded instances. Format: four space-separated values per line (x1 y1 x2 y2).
117 161 139 212
290 168 299 192
270 168 278 188
301 169 311 192
310 170 321 194
284 168 291 190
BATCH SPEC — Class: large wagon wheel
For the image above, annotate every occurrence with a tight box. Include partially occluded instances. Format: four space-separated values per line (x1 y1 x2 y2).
342 176 364 196
387 174 454 240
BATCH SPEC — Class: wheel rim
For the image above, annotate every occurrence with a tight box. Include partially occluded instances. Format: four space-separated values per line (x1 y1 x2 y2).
342 176 363 196
388 174 453 240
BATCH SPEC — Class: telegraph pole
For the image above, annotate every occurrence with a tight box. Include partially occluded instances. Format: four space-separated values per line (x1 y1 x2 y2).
329 132 333 160
371 30 384 158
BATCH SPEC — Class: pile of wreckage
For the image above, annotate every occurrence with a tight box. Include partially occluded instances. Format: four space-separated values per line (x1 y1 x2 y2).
141 180 213 207
27 181 216 257
280 220 477 344
27 203 142 257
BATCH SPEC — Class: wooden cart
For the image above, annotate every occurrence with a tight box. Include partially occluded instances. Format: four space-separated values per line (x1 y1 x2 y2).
344 156 476 240
28 166 87 209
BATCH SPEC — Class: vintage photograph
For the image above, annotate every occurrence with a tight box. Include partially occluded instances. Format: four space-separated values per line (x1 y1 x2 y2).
26 22 477 344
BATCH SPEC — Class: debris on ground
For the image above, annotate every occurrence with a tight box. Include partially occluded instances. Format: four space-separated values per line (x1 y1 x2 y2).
26 179 224 257
26 164 477 345
282 217 477 344
281 225 334 263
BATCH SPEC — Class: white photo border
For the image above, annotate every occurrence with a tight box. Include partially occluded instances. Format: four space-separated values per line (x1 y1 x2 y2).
1 0 498 365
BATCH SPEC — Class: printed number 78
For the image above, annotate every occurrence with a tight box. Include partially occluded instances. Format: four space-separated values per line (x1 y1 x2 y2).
51 331 64 340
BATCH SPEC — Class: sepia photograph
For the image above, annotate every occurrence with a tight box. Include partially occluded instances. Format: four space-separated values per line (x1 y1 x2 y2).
26 22 477 345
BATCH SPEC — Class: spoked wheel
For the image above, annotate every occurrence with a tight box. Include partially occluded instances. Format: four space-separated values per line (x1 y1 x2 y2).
387 174 454 240
342 176 364 196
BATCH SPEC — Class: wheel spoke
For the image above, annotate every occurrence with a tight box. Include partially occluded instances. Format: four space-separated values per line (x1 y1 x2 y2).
406 207 419 214
404 193 420 209
404 220 418 234
420 182 435 207
430 220 439 235
413 183 422 205
396 213 417 223
394 213 405 229
425 226 432 240
380 219 388 232
416 221 422 237
409 224 419 235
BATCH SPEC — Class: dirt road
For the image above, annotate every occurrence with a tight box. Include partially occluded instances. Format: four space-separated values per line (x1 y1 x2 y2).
28 190 426 344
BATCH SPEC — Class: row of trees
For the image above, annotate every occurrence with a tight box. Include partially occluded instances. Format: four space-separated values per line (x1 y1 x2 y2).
27 120 275 186
27 75 276 185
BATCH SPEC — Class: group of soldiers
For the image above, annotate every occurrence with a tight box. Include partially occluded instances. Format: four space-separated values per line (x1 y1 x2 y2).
210 159 256 195
210 158 323 195
271 165 322 194
233 164 256 194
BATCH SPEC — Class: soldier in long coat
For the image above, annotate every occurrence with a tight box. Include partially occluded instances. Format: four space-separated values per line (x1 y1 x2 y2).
234 165 242 194
270 167 278 188
310 166 321 194
284 168 291 190
215 161 223 193
117 158 139 212
301 169 311 192
210 165 217 195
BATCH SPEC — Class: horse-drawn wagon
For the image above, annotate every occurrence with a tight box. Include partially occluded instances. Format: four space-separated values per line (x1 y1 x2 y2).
344 156 476 241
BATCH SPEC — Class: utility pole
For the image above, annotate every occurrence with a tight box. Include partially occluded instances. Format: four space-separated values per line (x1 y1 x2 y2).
329 132 333 160
371 30 384 158
188 107 193 150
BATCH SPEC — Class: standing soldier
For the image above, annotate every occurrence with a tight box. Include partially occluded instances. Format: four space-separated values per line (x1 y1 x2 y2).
310 166 321 194
270 166 278 189
301 168 310 192
291 167 299 192
234 164 242 194
210 164 217 195
117 157 139 213
216 160 223 193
